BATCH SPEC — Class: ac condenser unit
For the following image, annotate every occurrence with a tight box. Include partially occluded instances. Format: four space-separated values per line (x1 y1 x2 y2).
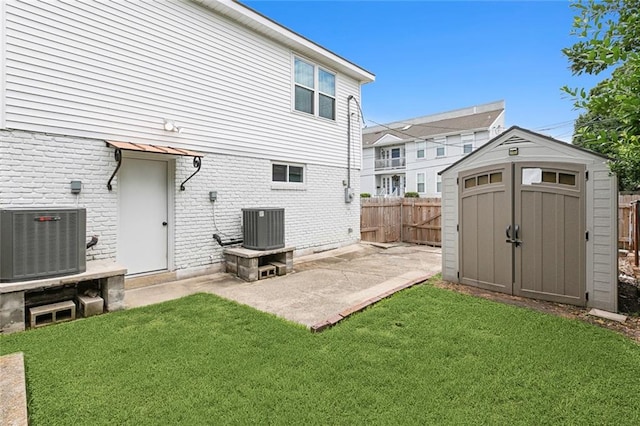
0 208 87 282
242 208 285 251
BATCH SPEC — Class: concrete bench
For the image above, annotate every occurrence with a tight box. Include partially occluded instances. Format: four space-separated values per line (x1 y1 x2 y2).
0 260 126 334
29 300 76 328
224 246 294 282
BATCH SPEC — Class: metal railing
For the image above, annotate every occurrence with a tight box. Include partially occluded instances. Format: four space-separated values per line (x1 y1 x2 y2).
375 157 406 170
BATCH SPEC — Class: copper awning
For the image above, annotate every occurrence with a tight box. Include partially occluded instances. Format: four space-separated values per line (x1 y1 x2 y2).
106 140 202 157
106 141 203 191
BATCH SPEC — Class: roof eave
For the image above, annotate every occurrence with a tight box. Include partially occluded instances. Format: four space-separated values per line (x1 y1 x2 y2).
193 0 375 83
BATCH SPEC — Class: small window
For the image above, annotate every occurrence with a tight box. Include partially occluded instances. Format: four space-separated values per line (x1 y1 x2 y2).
416 141 426 159
436 175 442 193
272 163 304 183
435 137 446 157
490 172 502 183
559 173 576 186
464 177 476 189
417 173 425 193
477 175 489 186
542 171 557 183
463 143 473 154
294 57 335 120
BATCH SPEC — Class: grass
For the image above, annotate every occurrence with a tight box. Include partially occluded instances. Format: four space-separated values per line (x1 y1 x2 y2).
2 282 640 425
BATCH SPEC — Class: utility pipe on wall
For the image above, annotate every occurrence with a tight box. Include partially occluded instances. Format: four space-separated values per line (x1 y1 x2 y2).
346 95 354 203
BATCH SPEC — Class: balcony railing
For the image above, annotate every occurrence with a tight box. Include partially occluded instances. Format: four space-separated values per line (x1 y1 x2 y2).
375 157 406 170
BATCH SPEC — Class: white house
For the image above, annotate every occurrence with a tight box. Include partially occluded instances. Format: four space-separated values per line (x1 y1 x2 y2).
0 0 374 280
361 101 505 197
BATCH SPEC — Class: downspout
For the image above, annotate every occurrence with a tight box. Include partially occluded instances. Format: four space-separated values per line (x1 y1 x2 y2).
345 95 355 203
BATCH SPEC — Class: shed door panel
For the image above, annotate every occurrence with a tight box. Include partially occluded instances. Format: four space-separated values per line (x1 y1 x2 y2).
459 165 512 293
514 163 585 305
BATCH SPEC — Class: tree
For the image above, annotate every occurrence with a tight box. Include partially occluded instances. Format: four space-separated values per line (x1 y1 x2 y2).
563 0 640 190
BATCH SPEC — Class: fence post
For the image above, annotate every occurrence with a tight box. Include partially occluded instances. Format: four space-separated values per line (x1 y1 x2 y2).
400 199 404 243
633 200 640 266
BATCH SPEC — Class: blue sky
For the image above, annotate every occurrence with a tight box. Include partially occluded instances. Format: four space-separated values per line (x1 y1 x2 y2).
244 0 607 141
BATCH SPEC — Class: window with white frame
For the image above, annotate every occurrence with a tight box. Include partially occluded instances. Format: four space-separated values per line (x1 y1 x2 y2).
417 173 425 193
294 57 336 120
416 140 426 158
272 163 304 183
462 133 474 154
435 137 446 157
436 175 442 193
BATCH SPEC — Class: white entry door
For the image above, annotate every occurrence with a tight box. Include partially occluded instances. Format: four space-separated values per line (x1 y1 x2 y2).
118 158 169 275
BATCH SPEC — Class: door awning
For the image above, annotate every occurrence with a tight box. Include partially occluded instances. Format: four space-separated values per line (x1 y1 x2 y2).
106 141 203 191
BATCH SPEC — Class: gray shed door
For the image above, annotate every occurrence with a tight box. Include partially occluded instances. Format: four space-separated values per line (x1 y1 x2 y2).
459 162 585 306
514 163 585 305
459 165 512 293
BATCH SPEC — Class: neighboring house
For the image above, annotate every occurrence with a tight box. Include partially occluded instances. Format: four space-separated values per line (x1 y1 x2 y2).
361 101 505 197
0 0 374 279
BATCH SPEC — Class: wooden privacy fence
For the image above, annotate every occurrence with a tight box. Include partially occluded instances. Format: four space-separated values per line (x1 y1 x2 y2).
361 194 639 251
619 194 640 252
360 197 442 246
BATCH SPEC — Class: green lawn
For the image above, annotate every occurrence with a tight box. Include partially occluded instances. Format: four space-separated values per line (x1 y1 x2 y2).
2 282 640 425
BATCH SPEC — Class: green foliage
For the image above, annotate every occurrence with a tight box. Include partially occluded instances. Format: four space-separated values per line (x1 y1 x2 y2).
563 0 640 190
360 192 371 198
404 192 419 198
2 289 640 424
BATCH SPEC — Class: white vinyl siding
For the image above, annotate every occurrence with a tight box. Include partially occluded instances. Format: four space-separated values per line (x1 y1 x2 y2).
3 0 361 169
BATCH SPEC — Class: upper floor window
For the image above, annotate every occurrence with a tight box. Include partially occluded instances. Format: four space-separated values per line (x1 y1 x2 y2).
272 163 304 183
416 141 426 158
435 137 446 157
436 175 442 193
294 57 336 120
417 173 425 193
462 133 474 154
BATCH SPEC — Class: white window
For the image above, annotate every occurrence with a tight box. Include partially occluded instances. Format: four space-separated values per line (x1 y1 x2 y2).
462 133 474 155
436 175 442 193
294 57 336 120
416 141 426 159
417 173 425 193
272 163 304 183
435 137 446 157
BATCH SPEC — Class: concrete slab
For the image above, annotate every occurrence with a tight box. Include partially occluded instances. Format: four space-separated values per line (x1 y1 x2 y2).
0 352 28 426
124 243 442 329
588 308 628 323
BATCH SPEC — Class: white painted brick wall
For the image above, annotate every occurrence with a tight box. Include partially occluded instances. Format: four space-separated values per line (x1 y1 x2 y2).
0 130 118 262
2 131 361 276
173 152 361 272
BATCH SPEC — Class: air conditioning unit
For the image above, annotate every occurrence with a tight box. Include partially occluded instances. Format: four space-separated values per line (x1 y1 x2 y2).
242 208 284 251
0 208 86 282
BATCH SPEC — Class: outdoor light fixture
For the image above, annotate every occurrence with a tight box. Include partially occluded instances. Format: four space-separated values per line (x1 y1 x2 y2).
163 119 183 133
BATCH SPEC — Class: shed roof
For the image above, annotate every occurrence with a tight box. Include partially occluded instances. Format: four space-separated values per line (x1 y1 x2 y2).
438 126 611 175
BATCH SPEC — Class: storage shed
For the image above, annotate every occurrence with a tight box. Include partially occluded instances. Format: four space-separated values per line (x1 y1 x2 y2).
440 126 618 312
